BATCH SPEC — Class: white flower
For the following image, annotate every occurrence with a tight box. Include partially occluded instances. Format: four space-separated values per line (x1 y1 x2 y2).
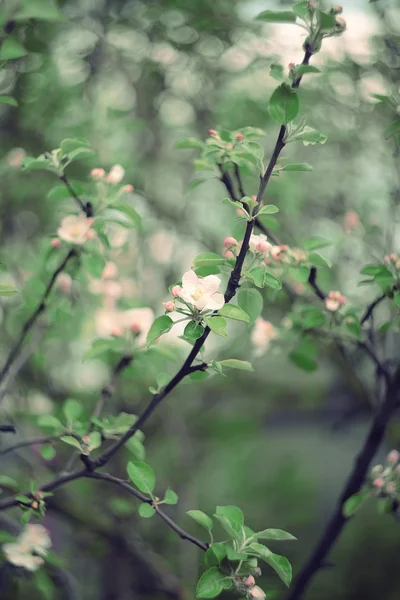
106 164 125 184
251 317 277 357
249 234 271 254
178 270 225 311
3 524 51 572
324 291 346 312
58 213 94 245
121 307 154 346
249 586 266 600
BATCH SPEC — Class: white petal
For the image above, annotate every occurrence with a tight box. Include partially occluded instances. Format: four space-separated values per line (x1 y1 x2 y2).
202 274 221 294
205 293 225 311
195 293 211 310
182 270 198 292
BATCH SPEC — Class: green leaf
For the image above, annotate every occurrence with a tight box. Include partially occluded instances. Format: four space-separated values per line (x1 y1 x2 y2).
163 488 178 505
65 147 94 163
394 291 400 308
34 569 55 600
269 84 299 125
249 543 292 586
289 338 318 372
0 37 27 60
87 431 102 451
264 271 282 290
188 179 207 191
82 253 106 278
204 316 227 338
0 96 18 107
147 316 174 346
60 138 90 153
343 491 369 517
293 65 321 77
0 284 18 296
248 266 266 289
304 237 331 252
237 288 263 323
218 304 250 323
48 182 85 201
256 10 297 23
196 567 232 598
258 204 279 215
113 203 142 229
187 510 214 531
38 415 63 432
60 436 82 451
308 252 331 269
20 510 32 525
62 399 82 423
252 529 296 541
292 1 309 19
215 505 244 525
175 138 205 150
15 0 65 21
281 163 313 172
384 120 400 140
40 445 56 461
184 321 204 341
213 515 243 541
21 156 50 172
127 461 155 494
218 359 254 372
192 252 226 268
138 503 156 518
318 10 336 30
270 63 284 81
291 127 327 146
0 476 19 492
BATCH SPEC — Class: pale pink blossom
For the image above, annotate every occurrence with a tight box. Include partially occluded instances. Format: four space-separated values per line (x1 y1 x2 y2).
7 147 26 168
106 164 125 184
244 575 255 587
249 586 266 600
325 291 346 312
58 213 94 245
121 307 155 346
95 309 123 338
102 262 118 280
223 250 234 259
249 234 270 254
163 301 175 312
91 168 105 180
208 129 217 137
86 229 97 240
178 270 225 311
3 524 51 572
387 450 400 465
251 317 277 357
123 184 134 193
373 477 385 489
57 273 72 294
385 482 396 495
224 237 238 248
51 238 61 248
171 285 182 298
235 133 244 141
344 210 359 233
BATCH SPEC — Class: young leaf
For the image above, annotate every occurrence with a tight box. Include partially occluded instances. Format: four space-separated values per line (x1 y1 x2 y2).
304 237 331 252
280 163 313 172
63 399 82 423
15 0 65 21
163 488 178 505
82 253 106 278
249 543 292 586
127 461 155 494
218 359 254 372
0 37 27 60
256 10 297 23
291 127 327 146
196 567 232 598
113 203 142 229
40 445 56 461
269 84 299 125
192 253 226 268
343 491 369 517
0 96 18 107
175 138 205 150
147 316 174 346
215 505 244 525
138 503 156 518
237 288 263 322
204 316 227 338
60 436 82 451
292 65 321 77
258 204 279 215
0 284 18 296
251 529 296 541
292 1 309 19
308 252 331 269
187 510 214 531
184 321 204 341
218 304 250 323
38 415 63 432
264 272 282 290
289 338 318 372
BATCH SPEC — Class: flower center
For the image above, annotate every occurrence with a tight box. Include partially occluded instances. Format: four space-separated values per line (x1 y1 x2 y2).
192 288 205 301
71 225 82 237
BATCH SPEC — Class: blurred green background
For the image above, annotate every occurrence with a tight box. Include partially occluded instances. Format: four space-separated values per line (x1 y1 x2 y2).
1 0 400 598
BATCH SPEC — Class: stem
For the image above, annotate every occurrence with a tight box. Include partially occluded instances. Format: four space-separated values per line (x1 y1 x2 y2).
0 249 77 386
0 435 59 457
60 175 93 217
285 366 400 600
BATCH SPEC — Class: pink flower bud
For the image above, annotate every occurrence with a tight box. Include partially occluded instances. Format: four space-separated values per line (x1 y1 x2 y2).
224 236 238 248
244 576 255 588
224 250 234 259
387 450 400 464
384 255 390 263
123 184 134 193
112 328 121 337
102 262 118 280
208 129 217 137
82 435 90 442
235 133 244 141
164 301 175 312
85 229 97 240
51 238 61 248
91 168 105 180
335 16 346 31
373 477 385 489
131 323 141 334
256 240 270 253
390 253 398 261
251 195 257 201
288 62 295 69
171 285 182 298
249 586 266 600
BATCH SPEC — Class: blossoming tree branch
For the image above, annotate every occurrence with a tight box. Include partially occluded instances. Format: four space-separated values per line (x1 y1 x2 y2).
0 2 399 599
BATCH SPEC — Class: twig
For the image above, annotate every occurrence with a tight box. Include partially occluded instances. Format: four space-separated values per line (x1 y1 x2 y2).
361 294 387 325
0 249 77 386
285 365 400 600
86 472 208 551
60 175 93 217
308 266 326 300
0 435 58 457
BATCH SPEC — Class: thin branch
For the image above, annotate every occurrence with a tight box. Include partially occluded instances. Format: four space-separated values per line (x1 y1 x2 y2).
0 249 77 386
234 164 246 199
285 366 400 600
308 266 326 300
60 175 93 217
361 294 387 325
0 435 58 457
86 472 208 551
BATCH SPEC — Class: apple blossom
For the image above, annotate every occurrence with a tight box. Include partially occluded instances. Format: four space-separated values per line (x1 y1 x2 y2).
249 234 270 254
251 317 277 357
244 575 255 587
164 301 175 312
387 450 400 464
385 481 396 495
224 250 234 259
235 133 244 141
178 270 225 311
248 586 266 600
51 238 61 248
57 273 72 294
7 147 26 168
58 213 94 245
102 262 118 280
121 307 155 345
224 236 238 248
325 291 346 312
91 168 105 180
106 164 125 184
171 285 182 298
208 129 217 137
372 477 384 489
3 524 51 572
123 184 134 193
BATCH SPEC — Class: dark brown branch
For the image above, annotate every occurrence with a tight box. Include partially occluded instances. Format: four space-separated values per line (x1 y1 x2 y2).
285 366 400 600
308 266 326 300
86 472 208 551
361 294 387 325
0 435 58 457
0 249 77 386
60 175 93 217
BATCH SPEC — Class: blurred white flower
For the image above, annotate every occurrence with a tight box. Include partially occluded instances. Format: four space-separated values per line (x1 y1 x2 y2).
58 213 94 245
106 164 125 184
3 524 51 572
95 307 154 346
325 291 346 312
251 317 277 357
249 234 271 254
177 270 225 311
